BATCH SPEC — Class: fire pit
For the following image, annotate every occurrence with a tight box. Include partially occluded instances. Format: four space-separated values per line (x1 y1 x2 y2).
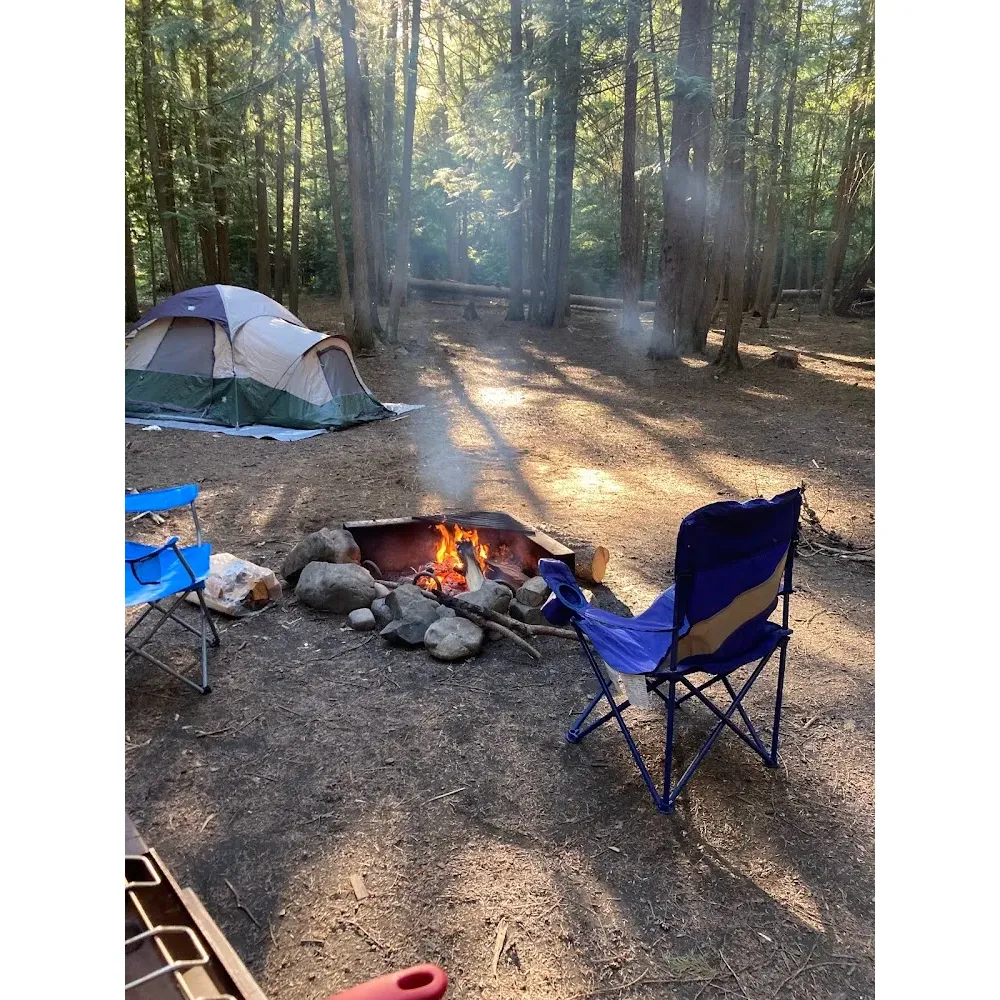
283 511 603 662
342 511 575 596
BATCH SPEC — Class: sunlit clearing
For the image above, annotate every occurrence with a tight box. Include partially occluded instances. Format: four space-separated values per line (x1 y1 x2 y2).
478 386 526 407
575 468 622 492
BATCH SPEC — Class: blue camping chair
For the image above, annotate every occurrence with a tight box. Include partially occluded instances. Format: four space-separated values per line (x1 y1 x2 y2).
539 488 801 812
125 484 220 694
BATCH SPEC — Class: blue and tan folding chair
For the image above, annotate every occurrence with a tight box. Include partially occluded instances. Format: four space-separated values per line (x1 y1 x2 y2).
125 484 220 695
539 488 801 812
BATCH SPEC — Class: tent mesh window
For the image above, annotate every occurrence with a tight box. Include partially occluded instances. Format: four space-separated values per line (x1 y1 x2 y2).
317 346 364 398
147 318 216 376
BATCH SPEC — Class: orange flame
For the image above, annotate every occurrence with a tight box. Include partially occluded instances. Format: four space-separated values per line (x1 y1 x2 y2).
434 523 489 572
416 523 491 594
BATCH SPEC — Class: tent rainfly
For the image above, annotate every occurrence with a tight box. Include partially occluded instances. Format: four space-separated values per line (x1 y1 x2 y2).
125 285 393 431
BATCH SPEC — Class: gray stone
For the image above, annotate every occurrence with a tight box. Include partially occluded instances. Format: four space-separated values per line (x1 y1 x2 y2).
371 597 393 629
373 582 391 599
379 584 442 646
380 617 434 648
454 580 512 615
434 605 457 619
295 562 377 613
348 608 376 631
423 617 485 661
508 599 548 626
515 576 550 608
282 528 361 584
387 583 436 620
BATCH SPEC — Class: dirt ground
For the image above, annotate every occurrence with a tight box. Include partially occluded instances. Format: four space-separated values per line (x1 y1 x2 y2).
125 296 874 1000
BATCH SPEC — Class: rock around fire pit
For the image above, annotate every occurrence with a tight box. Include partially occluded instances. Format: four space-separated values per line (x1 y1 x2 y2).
280 512 609 661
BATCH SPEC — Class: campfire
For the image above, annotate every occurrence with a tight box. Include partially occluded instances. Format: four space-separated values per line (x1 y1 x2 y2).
413 523 524 596
283 511 608 662
341 511 577 596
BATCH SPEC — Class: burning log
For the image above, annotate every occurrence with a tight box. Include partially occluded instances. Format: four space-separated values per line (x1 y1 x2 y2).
485 558 528 590
456 539 486 591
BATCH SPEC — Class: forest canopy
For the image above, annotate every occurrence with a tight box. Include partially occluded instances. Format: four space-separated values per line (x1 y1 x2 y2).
125 0 874 364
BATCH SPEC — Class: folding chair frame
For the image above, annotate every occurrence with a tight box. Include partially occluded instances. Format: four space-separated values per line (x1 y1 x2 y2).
126 499 220 695
565 534 797 813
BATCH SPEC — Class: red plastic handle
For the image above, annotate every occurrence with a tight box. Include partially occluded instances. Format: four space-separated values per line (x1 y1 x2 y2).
321 964 448 1000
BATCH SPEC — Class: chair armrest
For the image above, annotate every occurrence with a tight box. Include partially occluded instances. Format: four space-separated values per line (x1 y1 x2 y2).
538 558 590 625
125 484 199 514
126 537 180 566
126 537 180 586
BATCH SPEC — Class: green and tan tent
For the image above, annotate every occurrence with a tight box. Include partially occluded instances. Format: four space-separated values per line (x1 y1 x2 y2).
125 285 392 430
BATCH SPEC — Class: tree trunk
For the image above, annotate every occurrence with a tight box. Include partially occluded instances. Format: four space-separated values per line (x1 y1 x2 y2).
715 0 757 371
760 0 803 326
743 22 767 310
289 55 307 315
139 0 184 293
530 95 552 321
686 0 713 343
820 11 873 314
833 242 873 316
804 8 837 297
202 0 231 283
619 0 642 336
433 4 460 280
646 0 668 214
542 0 582 328
753 42 784 321
696 180 730 347
650 0 707 359
340 0 384 348
380 0 398 281
387 0 422 342
361 62 389 302
126 211 141 321
311 0 354 337
251 1 271 295
188 53 218 285
525 16 540 322
272 0 288 302
506 0 526 320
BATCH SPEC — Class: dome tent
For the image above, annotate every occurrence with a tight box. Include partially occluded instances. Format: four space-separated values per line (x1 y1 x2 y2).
125 285 393 431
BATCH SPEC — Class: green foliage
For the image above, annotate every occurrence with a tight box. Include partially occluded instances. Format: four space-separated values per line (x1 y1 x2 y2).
125 0 873 306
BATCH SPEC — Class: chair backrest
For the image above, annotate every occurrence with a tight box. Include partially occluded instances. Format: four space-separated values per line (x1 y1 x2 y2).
670 488 801 666
125 483 199 515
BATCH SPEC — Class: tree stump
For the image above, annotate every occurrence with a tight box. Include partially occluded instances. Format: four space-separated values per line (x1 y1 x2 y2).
463 298 479 320
769 349 799 369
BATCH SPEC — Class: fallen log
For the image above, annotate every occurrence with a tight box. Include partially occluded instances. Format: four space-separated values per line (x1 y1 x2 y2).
406 277 656 313
781 287 874 301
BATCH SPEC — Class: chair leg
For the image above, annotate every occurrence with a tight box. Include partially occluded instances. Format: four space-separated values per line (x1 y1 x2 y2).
566 688 612 743
126 642 210 695
572 638 666 809
126 589 218 695
197 589 221 647
662 680 677 813
768 639 789 767
194 589 219 695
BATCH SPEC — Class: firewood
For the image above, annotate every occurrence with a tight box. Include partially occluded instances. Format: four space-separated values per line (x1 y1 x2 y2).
569 543 610 584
